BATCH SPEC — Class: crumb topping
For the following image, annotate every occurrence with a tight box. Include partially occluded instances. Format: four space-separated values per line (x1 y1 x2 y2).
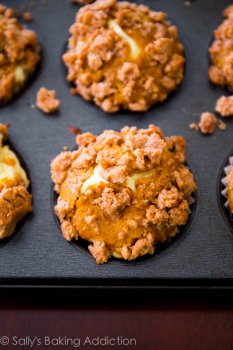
63 0 185 112
0 124 32 239
51 124 196 264
0 4 40 103
209 5 233 90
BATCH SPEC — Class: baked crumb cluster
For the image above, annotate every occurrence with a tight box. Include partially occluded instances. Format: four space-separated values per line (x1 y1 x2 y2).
227 165 233 214
209 4 233 90
63 0 185 112
0 5 40 104
51 125 196 264
0 124 32 239
36 87 60 114
215 96 233 117
198 112 218 134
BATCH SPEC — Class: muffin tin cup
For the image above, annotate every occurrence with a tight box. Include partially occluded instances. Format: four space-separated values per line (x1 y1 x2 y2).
51 155 197 265
0 0 233 288
219 153 233 231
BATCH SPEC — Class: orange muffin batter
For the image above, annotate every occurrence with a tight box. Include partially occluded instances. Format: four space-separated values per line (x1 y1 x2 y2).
209 4 233 90
51 125 196 264
0 124 32 239
0 5 40 104
227 165 233 213
63 0 185 112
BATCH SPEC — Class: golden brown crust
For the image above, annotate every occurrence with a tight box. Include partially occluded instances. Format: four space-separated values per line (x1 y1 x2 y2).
209 5 233 90
63 0 185 112
0 124 32 239
227 165 233 214
51 124 196 264
36 87 60 114
0 4 40 104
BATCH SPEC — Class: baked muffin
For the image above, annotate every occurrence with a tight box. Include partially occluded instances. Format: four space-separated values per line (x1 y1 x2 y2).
0 124 32 239
227 165 233 214
63 0 185 112
209 4 233 91
51 125 196 264
0 5 40 104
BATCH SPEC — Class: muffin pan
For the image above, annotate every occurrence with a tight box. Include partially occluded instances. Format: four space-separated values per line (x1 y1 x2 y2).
0 0 233 288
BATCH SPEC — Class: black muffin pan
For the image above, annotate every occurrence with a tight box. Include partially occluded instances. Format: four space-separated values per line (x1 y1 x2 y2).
0 0 233 289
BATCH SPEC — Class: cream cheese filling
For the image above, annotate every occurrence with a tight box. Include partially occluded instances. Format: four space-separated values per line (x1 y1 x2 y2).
14 66 26 84
108 20 141 59
0 137 29 187
81 165 156 194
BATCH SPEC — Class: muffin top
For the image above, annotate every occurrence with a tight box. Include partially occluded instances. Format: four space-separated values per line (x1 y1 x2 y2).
0 5 40 103
51 124 196 264
0 124 32 239
63 0 185 112
209 4 233 91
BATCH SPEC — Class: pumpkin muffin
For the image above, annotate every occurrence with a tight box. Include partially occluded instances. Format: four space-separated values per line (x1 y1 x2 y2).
63 0 185 112
209 4 233 91
51 124 196 264
227 165 233 214
0 124 32 239
0 4 40 104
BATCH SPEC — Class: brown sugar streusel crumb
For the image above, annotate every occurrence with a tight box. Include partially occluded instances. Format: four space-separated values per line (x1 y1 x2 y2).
198 112 218 134
218 120 226 130
189 123 198 131
190 112 227 135
22 11 33 22
0 4 40 104
51 124 196 264
36 87 60 114
215 96 233 117
63 0 185 113
208 5 233 90
0 124 32 239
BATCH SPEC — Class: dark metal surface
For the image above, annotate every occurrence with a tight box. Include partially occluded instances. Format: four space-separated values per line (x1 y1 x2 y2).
0 0 233 288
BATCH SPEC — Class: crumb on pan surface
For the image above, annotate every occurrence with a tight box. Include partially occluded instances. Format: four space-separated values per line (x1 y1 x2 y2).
0 4 40 104
51 124 196 264
63 0 185 113
208 4 233 91
36 87 60 114
215 95 233 117
0 124 32 239
72 0 94 4
227 165 233 213
198 112 217 134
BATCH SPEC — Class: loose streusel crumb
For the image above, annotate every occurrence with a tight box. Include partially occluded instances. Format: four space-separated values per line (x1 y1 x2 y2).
0 4 40 104
36 87 60 114
218 120 227 131
215 96 233 117
209 5 233 90
63 0 185 112
189 123 198 131
51 124 196 264
198 112 218 134
22 11 33 22
72 0 94 4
